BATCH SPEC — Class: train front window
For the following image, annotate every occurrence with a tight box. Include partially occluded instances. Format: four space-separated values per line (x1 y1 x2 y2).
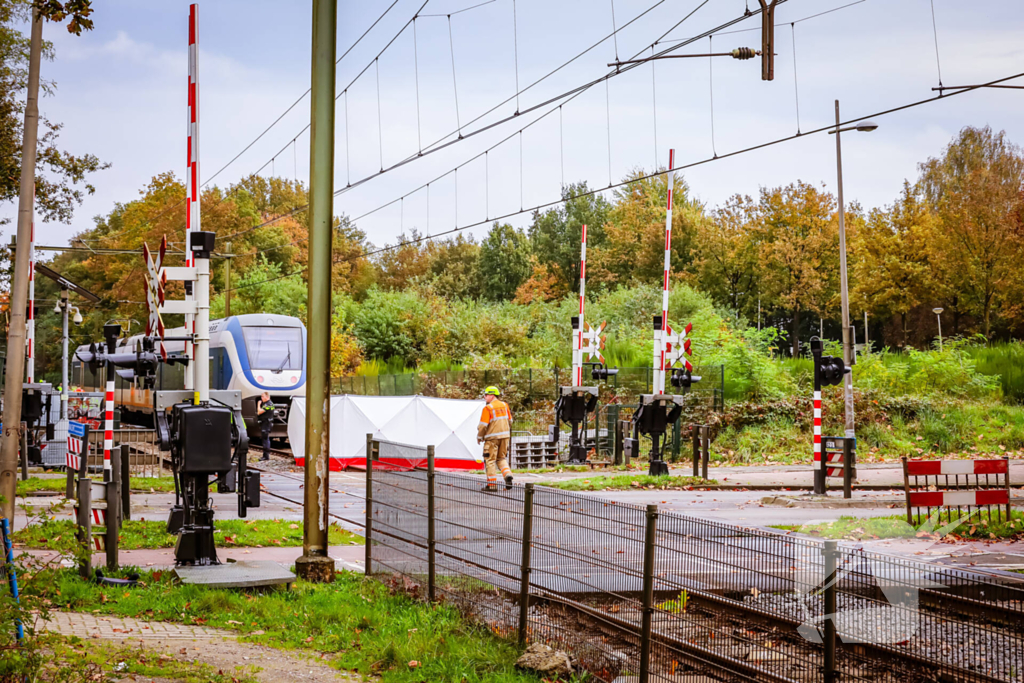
242 326 303 371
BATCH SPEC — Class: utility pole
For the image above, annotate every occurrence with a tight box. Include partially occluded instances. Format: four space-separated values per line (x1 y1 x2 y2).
59 290 69 418
834 100 855 441
0 7 43 521
224 242 231 317
295 0 336 583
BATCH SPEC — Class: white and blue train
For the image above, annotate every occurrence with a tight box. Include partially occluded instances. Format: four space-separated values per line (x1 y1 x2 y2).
72 314 306 441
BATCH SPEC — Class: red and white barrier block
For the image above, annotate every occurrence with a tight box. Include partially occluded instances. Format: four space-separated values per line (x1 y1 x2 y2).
66 434 83 471
902 457 1012 524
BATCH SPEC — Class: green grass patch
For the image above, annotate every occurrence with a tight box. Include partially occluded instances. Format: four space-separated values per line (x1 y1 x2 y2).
774 510 1024 540
542 474 715 491
13 518 362 550
510 464 638 474
29 570 539 683
17 476 177 497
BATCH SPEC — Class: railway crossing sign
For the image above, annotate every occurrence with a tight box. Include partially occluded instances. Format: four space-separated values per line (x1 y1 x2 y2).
142 237 167 341
661 321 694 372
580 320 607 364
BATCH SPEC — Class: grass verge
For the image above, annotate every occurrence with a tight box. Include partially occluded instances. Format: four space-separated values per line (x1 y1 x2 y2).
774 510 1024 541
542 474 715 491
29 569 539 683
13 518 362 550
17 476 177 497
5 634 261 682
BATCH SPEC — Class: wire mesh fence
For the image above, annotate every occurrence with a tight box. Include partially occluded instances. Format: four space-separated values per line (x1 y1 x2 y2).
366 439 1024 683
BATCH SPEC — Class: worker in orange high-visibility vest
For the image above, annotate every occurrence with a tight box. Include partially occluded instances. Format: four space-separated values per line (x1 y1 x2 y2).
478 386 513 491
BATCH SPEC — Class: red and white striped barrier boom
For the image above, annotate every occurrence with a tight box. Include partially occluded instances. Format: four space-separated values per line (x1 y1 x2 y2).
573 224 588 386
653 149 675 394
184 3 200 391
26 217 34 382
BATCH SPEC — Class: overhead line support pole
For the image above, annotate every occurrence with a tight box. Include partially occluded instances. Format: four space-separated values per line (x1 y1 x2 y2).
296 0 337 584
0 6 43 521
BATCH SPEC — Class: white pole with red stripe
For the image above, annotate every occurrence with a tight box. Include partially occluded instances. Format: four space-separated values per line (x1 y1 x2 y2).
813 389 822 471
654 148 675 395
103 379 114 471
26 218 34 382
573 224 587 387
184 3 200 392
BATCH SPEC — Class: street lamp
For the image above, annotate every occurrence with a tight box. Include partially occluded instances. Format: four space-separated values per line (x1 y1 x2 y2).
933 307 944 351
828 101 877 442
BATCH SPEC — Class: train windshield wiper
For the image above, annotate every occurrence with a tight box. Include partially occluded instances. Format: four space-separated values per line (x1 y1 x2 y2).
273 348 291 374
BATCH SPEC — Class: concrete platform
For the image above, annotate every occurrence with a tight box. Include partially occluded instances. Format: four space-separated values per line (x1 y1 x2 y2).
174 560 296 588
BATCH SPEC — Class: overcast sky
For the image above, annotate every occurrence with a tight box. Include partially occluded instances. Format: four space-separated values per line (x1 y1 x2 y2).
4 0 1023 251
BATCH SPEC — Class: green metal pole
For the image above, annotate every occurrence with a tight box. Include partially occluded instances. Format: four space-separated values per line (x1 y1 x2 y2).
296 0 337 583
639 504 658 683
518 484 535 647
427 445 436 601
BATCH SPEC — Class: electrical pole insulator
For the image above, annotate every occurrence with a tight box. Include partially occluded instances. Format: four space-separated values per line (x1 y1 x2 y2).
731 47 757 60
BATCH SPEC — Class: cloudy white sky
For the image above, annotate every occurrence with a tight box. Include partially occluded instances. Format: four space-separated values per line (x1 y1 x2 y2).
4 0 1023 251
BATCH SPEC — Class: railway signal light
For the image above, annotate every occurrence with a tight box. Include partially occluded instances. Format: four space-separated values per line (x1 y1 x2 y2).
818 356 850 387
670 368 702 390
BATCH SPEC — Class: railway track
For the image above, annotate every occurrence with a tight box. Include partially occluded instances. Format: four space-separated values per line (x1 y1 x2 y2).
241 456 1022 682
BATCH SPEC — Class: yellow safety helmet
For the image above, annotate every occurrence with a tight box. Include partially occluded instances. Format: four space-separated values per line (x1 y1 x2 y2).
484 386 501 396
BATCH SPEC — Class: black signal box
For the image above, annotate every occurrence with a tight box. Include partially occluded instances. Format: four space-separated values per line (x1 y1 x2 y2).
179 404 232 473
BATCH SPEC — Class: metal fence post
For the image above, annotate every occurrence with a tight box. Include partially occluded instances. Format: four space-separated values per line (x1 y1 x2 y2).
76 478 92 580
120 444 131 521
427 444 436 602
106 445 121 571
639 504 658 683
365 433 373 576
823 539 838 683
518 483 535 648
692 425 700 478
701 426 710 481
842 438 853 500
671 417 680 462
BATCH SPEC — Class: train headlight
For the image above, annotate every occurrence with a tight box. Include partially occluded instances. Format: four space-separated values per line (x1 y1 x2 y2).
290 376 298 384
257 375 265 383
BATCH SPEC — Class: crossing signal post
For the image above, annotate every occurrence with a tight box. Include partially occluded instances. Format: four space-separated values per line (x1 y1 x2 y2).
811 337 852 494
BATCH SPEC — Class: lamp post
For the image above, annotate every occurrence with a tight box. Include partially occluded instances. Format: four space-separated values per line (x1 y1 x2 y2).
53 292 82 420
933 307 944 351
828 100 877 441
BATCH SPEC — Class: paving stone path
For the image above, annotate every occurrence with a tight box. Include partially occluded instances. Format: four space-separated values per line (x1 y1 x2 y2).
39 611 361 682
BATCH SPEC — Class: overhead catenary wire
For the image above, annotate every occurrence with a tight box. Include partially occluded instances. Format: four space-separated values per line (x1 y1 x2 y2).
221 0 687 244
791 23 801 134
219 70 1024 295
711 0 867 37
99 0 405 243
929 0 943 89
223 1 785 249
448 15 462 134
709 36 717 157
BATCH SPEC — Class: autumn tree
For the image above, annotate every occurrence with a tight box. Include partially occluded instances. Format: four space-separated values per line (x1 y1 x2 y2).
479 221 531 301
850 182 935 344
0 0 106 225
692 193 760 318
590 169 703 288
528 182 611 295
374 229 434 291
918 126 1024 337
755 181 840 356
427 234 480 300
